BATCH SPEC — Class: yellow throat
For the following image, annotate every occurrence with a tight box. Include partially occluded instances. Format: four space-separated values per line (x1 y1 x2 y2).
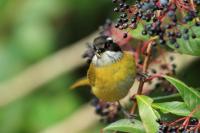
87 51 136 102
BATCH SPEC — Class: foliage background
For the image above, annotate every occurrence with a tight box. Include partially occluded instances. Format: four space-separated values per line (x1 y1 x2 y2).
0 0 199 133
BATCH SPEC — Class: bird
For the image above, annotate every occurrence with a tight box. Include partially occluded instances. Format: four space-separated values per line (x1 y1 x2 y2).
71 35 136 102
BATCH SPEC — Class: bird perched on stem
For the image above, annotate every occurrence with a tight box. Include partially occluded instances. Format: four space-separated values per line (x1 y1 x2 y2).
71 35 136 102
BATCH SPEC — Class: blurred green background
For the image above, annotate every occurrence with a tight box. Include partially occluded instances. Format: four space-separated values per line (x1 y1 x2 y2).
0 0 200 133
0 0 113 132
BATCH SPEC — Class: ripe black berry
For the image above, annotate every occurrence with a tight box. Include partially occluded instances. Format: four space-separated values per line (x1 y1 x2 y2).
192 33 197 39
114 7 119 12
175 43 180 48
176 32 182 38
159 39 166 45
123 3 129 9
112 0 117 3
142 30 147 35
196 21 200 26
183 28 189 34
190 118 199 125
120 13 127 18
123 33 128 38
115 23 120 28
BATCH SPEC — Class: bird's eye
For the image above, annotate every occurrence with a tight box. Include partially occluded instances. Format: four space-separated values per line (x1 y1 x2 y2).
106 37 113 43
105 37 113 48
105 42 110 48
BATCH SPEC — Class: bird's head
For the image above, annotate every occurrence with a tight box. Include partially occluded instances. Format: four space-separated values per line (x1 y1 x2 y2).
91 35 123 67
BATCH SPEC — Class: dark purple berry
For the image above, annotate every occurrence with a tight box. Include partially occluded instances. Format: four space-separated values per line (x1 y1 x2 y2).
175 43 180 48
114 7 119 12
120 13 127 18
115 23 120 28
142 30 147 35
122 23 128 29
123 33 128 38
112 0 117 3
159 39 166 45
123 3 129 9
172 64 177 68
192 33 196 39
190 118 199 125
176 32 182 38
183 28 189 33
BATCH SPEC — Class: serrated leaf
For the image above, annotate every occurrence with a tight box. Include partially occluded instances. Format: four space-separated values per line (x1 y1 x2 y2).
163 75 200 118
136 95 159 133
129 23 149 40
152 101 190 116
103 119 145 133
167 24 200 56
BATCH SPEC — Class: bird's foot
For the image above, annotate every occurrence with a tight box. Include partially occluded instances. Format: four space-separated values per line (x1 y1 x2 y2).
136 72 149 82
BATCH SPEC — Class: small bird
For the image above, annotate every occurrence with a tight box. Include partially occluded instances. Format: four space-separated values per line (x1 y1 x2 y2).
72 35 136 102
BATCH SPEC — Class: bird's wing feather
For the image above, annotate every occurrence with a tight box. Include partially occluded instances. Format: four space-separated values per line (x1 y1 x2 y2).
87 64 96 86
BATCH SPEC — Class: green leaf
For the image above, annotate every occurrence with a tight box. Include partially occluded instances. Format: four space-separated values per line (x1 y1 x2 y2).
167 24 200 56
153 109 161 119
129 23 149 40
152 101 190 116
152 93 181 102
103 119 145 133
163 75 200 118
136 95 159 133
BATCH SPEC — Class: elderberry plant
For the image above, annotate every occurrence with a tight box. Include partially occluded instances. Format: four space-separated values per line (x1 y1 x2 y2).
74 0 200 132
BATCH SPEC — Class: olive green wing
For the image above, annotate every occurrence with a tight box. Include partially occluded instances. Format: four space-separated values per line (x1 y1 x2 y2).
87 64 96 87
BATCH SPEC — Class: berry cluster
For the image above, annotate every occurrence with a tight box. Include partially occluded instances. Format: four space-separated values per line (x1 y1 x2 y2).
157 118 200 133
112 0 133 38
90 97 121 123
112 0 200 48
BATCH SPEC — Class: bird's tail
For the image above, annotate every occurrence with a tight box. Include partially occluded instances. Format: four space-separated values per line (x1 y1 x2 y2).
70 77 90 90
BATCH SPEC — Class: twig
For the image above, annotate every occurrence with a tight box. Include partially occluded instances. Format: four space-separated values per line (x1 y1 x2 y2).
130 40 153 115
142 41 153 73
182 105 200 128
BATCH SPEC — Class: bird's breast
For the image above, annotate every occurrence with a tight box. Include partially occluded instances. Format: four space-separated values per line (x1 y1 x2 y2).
88 52 136 102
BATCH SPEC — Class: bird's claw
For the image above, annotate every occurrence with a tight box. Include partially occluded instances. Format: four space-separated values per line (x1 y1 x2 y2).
136 72 149 81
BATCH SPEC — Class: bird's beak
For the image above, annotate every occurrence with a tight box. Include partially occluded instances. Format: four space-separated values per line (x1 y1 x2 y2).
95 52 101 58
